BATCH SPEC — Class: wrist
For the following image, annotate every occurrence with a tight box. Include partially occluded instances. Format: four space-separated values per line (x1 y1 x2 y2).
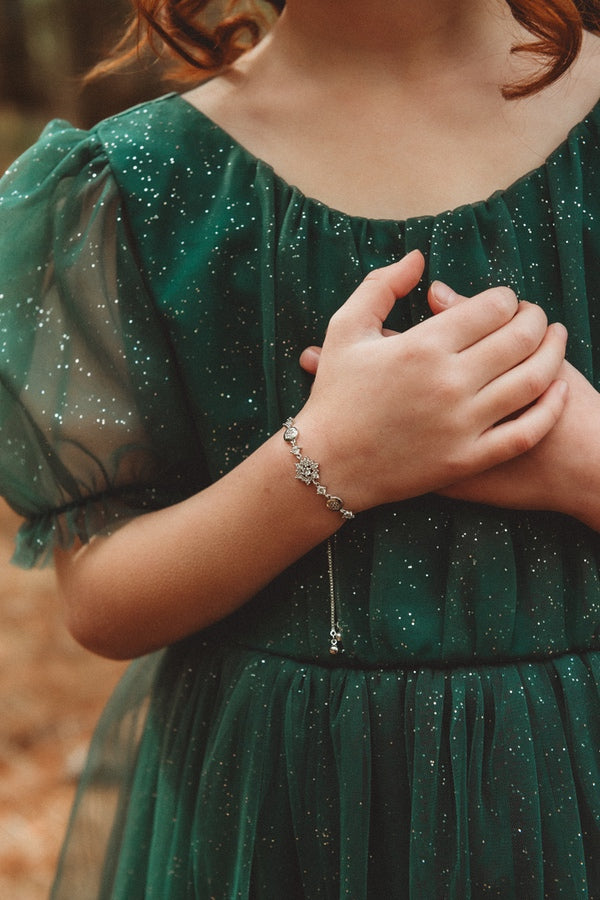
282 417 355 521
289 407 374 513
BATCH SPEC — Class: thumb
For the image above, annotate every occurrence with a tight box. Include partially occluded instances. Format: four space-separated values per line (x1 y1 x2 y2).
337 249 426 334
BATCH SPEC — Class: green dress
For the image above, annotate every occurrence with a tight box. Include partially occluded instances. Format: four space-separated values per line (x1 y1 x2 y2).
2 93 600 898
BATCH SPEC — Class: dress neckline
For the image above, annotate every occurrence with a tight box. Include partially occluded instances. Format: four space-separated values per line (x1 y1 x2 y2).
172 91 600 227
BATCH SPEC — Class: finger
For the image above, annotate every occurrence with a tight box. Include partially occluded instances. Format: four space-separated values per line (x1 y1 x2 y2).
333 249 425 335
476 322 568 422
299 346 321 375
464 301 549 387
428 280 465 314
476 378 568 467
425 286 519 353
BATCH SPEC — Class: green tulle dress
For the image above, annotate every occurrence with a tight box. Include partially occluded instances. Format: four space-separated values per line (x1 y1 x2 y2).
2 93 600 898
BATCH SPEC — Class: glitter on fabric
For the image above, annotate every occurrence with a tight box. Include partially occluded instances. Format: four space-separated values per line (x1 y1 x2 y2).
1 93 600 896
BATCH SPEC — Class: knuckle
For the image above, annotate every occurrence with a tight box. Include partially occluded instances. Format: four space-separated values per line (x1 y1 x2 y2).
518 298 546 318
410 331 437 358
518 301 548 332
512 428 537 456
487 286 518 317
363 268 385 285
512 322 542 357
511 309 547 356
437 368 464 403
523 373 544 399
327 306 350 334
525 366 551 397
328 307 343 327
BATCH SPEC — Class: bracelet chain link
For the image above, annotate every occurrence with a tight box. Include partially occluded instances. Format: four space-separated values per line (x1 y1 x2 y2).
282 417 355 521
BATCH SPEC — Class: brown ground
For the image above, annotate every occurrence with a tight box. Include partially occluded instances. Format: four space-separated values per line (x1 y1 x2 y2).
0 501 126 899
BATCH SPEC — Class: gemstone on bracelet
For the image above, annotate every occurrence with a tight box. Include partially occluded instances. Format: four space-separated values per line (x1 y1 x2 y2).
295 456 320 484
326 496 343 511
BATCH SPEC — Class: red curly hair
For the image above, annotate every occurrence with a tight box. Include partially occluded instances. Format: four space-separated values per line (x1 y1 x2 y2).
94 0 600 99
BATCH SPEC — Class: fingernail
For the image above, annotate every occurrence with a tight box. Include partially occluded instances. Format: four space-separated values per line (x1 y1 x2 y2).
431 280 457 307
553 322 568 341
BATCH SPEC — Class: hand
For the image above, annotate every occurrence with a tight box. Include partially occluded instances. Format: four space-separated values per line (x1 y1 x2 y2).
295 251 568 512
422 281 600 527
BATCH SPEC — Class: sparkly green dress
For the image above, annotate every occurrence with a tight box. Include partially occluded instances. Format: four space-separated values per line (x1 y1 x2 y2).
2 93 600 898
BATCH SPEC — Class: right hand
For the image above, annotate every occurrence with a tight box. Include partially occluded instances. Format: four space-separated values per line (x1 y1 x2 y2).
295 250 568 512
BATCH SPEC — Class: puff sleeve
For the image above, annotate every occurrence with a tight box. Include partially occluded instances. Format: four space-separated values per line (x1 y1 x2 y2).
0 122 202 567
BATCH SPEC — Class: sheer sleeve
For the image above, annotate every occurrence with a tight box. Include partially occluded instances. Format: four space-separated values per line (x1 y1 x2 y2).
0 122 203 567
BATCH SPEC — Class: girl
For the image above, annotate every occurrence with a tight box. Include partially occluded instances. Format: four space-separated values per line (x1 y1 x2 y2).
2 0 600 895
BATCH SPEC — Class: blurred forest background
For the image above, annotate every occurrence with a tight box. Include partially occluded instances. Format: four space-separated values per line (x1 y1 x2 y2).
0 1 165 897
0 0 168 171
0 1 283 895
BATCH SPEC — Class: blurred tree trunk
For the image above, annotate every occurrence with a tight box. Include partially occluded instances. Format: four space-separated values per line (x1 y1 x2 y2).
63 0 165 126
0 0 43 108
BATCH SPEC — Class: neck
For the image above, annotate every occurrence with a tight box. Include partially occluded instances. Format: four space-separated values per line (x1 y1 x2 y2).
268 0 520 84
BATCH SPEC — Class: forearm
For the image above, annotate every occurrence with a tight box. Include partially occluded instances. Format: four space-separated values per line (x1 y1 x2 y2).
510 368 600 530
55 427 341 660
553 421 600 531
54 257 572 659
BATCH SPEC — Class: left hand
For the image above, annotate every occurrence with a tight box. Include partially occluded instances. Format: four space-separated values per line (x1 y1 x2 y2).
299 282 600 529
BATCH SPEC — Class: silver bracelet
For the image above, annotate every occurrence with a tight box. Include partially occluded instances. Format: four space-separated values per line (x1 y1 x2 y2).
282 417 355 521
